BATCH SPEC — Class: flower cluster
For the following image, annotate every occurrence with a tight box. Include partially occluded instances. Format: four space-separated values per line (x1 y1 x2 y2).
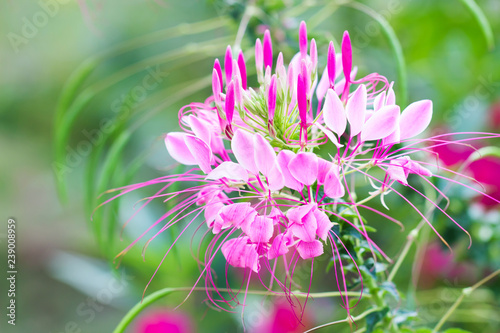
104 21 499 315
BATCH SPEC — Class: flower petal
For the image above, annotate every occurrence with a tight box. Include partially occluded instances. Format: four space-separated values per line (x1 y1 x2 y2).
184 135 213 174
268 233 290 260
360 105 400 142
222 237 260 272
267 162 285 191
288 152 318 186
399 100 433 140
323 164 345 198
165 132 196 165
220 202 257 229
314 209 333 241
323 88 347 136
297 240 324 259
277 150 303 192
254 133 276 176
346 84 367 137
206 161 248 182
244 216 274 243
232 130 258 174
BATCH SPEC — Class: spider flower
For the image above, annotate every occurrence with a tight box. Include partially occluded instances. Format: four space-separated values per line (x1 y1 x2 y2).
101 21 500 320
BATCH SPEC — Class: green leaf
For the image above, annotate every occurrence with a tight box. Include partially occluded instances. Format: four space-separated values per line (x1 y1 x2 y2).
380 281 400 301
467 146 500 163
344 1 408 106
393 309 418 325
458 0 495 50
366 307 389 333
443 329 473 333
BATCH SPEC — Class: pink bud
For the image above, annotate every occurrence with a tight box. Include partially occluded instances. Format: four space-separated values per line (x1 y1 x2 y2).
237 50 247 90
212 68 221 105
276 52 283 74
224 46 233 88
299 21 308 58
225 80 235 125
300 59 309 98
297 73 307 127
255 38 263 74
263 29 273 70
341 31 352 99
214 59 223 91
234 73 243 107
310 38 317 71
327 41 336 88
268 74 277 121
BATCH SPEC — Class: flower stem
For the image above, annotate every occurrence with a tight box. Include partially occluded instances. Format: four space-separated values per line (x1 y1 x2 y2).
432 269 500 332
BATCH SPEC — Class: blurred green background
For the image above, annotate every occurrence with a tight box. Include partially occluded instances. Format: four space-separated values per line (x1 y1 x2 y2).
1 0 499 332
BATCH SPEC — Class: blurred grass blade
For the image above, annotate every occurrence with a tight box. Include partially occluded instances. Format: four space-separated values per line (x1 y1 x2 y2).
467 146 500 162
344 1 408 106
459 0 495 50
113 288 176 333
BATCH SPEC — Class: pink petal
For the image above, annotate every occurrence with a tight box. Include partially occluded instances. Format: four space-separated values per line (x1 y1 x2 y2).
212 214 232 234
222 237 260 272
205 202 225 228
277 150 303 192
409 160 432 177
386 82 396 105
287 204 317 242
323 164 345 198
387 157 410 185
268 233 289 260
373 91 386 111
383 126 401 146
317 158 333 185
314 209 334 241
220 202 258 229
244 216 274 243
188 115 211 146
315 123 342 148
323 88 347 136
267 163 285 191
360 105 400 142
165 132 196 165
237 50 247 90
297 240 324 259
289 152 318 186
184 135 214 174
346 84 367 137
232 130 258 174
254 133 276 176
316 66 329 101
399 100 433 140
206 161 248 182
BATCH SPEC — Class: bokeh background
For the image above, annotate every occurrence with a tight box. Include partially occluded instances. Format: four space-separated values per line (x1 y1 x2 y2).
1 0 499 332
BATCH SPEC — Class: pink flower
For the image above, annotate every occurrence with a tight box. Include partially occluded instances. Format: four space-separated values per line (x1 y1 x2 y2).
134 309 193 333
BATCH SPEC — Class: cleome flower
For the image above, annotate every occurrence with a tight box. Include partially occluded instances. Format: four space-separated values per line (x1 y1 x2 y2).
100 21 500 322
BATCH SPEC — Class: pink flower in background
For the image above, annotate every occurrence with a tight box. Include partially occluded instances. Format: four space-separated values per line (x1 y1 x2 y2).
134 309 193 333
251 301 313 333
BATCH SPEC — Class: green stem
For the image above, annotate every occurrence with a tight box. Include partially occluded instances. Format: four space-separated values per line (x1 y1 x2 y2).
113 287 363 333
433 269 500 332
